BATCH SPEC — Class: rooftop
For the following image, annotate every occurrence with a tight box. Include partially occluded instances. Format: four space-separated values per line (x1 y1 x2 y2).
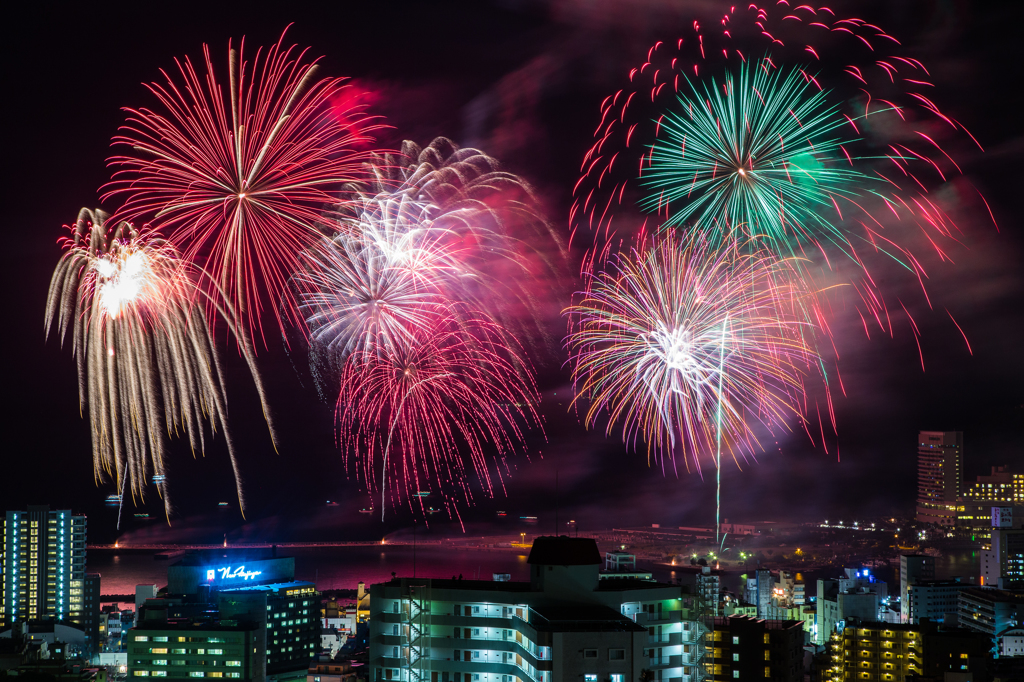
527 536 601 566
530 605 646 633
219 580 315 593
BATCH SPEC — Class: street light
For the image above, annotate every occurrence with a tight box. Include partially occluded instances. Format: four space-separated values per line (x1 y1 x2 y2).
520 532 526 546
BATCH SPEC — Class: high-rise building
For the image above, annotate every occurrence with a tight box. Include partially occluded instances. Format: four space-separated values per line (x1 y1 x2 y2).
82 573 101 658
1 506 87 627
915 431 963 526
899 555 934 624
368 537 708 682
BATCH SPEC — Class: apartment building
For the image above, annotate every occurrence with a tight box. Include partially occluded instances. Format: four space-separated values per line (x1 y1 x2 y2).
706 615 802 682
828 619 990 681
369 537 708 682
1 506 87 627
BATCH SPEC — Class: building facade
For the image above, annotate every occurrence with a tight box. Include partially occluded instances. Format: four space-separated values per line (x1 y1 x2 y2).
706 616 802 682
899 555 934 624
957 588 1024 638
981 527 1024 589
368 537 708 682
1 506 87 627
915 431 963 527
905 580 971 624
127 615 260 681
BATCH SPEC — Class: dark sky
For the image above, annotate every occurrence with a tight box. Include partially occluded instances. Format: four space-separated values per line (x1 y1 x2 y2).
3 0 1022 544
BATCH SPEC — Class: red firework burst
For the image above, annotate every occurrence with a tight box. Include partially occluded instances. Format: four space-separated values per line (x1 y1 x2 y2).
104 27 383 345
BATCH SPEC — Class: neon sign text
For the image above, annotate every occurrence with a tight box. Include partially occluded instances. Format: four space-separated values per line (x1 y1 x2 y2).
206 565 263 582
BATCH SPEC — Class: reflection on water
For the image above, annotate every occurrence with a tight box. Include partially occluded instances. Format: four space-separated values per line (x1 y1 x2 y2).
86 545 984 598
88 546 533 595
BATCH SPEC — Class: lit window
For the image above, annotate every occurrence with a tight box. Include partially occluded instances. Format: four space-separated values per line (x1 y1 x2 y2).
733 637 739 644
585 677 597 682
733 673 740 679
134 672 150 677
226 661 241 667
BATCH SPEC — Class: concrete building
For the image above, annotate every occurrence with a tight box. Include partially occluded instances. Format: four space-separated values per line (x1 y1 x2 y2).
81 574 101 658
127 608 261 681
368 536 708 682
955 466 1024 539
832 620 991 681
133 552 320 682
899 555 935 624
706 616 802 682
981 527 1024 589
957 588 1024 638
1 506 88 627
915 431 963 526
815 580 841 646
905 579 972 624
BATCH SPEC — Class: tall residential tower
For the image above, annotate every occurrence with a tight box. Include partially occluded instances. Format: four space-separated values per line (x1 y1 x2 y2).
1 506 87 627
916 431 963 526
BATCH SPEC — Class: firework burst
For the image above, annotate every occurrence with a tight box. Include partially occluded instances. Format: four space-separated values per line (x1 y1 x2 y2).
104 28 382 345
45 209 251 520
335 137 567 347
566 232 816 474
336 312 542 520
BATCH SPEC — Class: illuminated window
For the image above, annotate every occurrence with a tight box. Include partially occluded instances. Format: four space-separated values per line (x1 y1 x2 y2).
134 672 150 677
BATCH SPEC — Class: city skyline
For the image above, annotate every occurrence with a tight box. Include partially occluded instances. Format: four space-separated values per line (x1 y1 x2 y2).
3 1 1022 542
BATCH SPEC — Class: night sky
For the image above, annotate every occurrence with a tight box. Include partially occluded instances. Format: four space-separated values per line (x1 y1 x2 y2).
4 0 1022 544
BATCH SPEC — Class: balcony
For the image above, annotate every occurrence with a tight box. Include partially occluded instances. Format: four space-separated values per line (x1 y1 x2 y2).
649 655 682 668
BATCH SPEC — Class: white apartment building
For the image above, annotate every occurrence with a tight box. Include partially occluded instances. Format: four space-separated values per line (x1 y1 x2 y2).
369 537 708 682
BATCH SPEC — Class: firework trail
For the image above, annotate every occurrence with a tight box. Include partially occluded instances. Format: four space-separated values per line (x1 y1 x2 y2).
104 28 383 347
45 209 264 520
335 313 542 520
566 231 817 476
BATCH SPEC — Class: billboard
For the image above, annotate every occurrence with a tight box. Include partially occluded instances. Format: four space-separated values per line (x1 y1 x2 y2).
168 556 295 594
992 507 1013 528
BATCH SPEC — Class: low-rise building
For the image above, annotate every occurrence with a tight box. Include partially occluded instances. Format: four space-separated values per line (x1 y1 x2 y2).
126 608 260 681
957 587 1024 637
906 579 972 624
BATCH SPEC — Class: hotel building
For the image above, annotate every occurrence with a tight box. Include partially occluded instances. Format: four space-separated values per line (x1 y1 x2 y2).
128 552 319 682
369 537 708 682
0 506 87 627
915 431 963 527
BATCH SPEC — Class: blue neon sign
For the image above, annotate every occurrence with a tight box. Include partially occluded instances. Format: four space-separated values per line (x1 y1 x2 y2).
206 565 264 582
